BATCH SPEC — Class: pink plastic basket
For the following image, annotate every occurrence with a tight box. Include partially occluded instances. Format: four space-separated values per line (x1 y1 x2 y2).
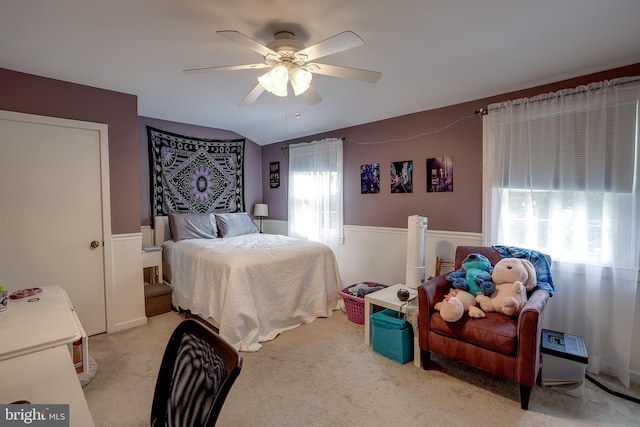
339 282 387 324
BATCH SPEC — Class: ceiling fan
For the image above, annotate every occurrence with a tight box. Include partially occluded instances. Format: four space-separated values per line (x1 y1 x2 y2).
184 30 382 106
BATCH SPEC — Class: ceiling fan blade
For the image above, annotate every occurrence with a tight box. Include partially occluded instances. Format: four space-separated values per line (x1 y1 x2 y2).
302 85 322 105
184 63 270 74
217 30 277 57
296 31 364 62
307 63 381 83
238 83 265 106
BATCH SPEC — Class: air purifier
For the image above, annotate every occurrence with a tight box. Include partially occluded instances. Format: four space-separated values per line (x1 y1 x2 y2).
405 215 428 289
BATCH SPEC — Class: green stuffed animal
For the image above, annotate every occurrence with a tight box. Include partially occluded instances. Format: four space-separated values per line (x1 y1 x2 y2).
445 253 495 296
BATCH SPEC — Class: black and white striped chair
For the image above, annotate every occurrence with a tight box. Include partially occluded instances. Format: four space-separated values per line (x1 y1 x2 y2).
151 315 243 426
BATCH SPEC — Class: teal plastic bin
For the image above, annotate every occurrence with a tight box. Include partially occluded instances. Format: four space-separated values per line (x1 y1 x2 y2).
371 308 413 364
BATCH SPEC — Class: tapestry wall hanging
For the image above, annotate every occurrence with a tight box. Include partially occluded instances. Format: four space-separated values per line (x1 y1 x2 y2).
147 126 245 216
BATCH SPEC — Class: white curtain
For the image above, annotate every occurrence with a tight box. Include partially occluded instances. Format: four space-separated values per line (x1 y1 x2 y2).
288 137 343 252
483 77 640 387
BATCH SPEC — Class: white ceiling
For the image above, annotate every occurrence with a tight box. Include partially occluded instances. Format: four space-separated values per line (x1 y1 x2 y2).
2 1 640 145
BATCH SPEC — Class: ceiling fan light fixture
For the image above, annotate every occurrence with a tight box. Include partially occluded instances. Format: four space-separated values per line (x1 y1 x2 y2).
258 65 289 97
290 67 312 96
190 29 381 106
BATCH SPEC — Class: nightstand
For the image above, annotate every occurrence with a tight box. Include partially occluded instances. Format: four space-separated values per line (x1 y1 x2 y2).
142 246 163 285
142 246 171 317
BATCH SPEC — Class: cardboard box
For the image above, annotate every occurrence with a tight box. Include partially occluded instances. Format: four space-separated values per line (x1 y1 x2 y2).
72 339 84 373
541 329 588 397
371 309 413 364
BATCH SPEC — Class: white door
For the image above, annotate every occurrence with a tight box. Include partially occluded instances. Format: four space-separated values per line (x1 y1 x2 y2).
0 111 109 335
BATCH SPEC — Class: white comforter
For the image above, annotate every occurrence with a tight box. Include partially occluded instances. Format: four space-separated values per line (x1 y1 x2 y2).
165 233 341 351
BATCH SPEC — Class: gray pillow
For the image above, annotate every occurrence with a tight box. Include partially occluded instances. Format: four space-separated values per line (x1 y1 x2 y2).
168 212 218 241
215 213 259 238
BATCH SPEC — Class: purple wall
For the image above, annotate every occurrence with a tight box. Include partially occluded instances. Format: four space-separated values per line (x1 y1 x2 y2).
0 68 140 234
137 116 263 226
0 68 263 232
3 63 639 235
262 63 640 232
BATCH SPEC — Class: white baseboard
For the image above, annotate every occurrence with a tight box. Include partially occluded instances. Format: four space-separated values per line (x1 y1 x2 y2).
112 316 148 332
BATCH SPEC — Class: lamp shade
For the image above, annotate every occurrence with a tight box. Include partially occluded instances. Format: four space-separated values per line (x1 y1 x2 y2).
258 66 288 97
253 203 269 217
258 64 312 98
290 67 312 96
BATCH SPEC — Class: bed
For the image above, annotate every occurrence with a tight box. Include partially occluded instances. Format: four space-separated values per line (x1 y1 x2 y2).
154 213 341 352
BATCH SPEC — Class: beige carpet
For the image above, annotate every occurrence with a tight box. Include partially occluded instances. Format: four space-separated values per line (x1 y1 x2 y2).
83 310 640 426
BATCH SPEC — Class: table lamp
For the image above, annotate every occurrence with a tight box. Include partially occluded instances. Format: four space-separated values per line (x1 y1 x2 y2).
253 203 269 233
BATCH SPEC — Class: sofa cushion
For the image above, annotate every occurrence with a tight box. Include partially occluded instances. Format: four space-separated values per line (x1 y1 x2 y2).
430 311 517 354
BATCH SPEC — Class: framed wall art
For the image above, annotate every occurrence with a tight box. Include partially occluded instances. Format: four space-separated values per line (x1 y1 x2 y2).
270 161 280 188
361 163 380 194
427 156 453 192
390 160 413 193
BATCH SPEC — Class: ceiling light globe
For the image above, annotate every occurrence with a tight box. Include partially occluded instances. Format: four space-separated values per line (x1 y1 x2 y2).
270 65 288 84
257 72 275 93
266 65 289 97
290 68 312 96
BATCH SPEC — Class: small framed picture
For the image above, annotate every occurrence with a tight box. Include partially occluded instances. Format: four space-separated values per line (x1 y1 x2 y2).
269 161 280 188
390 160 413 193
361 163 380 194
427 156 453 192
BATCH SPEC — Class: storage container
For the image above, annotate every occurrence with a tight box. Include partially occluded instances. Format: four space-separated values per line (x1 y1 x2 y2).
541 329 588 397
371 308 413 364
145 283 172 317
339 282 387 324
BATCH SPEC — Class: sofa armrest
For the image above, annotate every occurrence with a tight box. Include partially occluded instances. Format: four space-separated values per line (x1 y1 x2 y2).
515 289 550 386
418 276 451 349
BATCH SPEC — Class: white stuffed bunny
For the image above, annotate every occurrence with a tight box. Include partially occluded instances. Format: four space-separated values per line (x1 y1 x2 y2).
476 258 537 317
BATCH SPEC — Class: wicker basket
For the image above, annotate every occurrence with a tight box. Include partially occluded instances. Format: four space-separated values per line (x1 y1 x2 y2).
339 282 387 324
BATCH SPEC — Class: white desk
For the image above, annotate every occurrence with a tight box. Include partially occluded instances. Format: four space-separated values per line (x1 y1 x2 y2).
364 283 420 367
0 345 95 426
0 286 82 362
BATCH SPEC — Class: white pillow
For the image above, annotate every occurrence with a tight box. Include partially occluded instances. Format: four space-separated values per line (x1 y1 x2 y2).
168 212 218 241
215 213 259 237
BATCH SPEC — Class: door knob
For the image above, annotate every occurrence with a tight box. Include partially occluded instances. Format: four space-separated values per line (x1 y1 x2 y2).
90 240 100 249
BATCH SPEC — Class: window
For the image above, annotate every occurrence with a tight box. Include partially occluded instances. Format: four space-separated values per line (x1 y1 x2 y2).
288 138 343 248
484 83 640 267
482 77 640 387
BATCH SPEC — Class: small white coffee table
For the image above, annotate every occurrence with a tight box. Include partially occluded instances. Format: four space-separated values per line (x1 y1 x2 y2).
364 283 420 367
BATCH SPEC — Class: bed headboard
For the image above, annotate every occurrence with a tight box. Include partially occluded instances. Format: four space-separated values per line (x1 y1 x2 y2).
154 216 170 246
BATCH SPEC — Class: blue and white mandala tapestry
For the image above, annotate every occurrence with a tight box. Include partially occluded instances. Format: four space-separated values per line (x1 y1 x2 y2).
147 126 245 216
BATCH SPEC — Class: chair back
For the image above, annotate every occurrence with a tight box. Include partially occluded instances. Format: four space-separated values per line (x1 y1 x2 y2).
151 315 242 427
454 246 502 269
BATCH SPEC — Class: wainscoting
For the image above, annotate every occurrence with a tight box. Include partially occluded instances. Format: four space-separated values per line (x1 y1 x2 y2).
262 220 481 288
109 233 147 332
